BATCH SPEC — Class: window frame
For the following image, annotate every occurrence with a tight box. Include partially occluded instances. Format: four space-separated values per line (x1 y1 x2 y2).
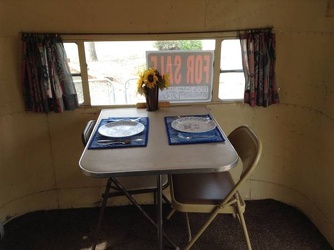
62 31 243 107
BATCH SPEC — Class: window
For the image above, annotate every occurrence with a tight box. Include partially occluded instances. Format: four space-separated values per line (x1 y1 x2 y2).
219 40 245 100
63 33 244 106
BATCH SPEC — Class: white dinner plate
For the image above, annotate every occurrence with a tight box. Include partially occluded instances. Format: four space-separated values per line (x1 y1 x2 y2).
98 121 145 138
171 117 216 133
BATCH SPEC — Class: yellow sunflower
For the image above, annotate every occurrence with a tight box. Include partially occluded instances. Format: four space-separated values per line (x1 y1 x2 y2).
137 68 170 95
144 68 158 89
162 74 170 89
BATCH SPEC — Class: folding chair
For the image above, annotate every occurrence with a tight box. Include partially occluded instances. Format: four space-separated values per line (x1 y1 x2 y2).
167 125 262 250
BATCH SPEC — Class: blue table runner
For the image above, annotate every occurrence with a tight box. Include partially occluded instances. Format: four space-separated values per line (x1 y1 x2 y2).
164 114 225 145
88 117 149 149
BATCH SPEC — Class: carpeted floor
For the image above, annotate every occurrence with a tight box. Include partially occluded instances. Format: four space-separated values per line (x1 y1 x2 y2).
0 199 332 250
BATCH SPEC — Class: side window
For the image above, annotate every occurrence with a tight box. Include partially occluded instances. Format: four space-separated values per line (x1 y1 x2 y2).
63 43 83 104
219 39 245 101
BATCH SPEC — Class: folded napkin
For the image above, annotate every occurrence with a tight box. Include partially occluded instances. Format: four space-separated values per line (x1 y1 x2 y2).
164 114 225 145
88 117 149 149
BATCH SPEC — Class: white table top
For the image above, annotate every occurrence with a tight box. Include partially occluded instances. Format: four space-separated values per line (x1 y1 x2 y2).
79 106 239 178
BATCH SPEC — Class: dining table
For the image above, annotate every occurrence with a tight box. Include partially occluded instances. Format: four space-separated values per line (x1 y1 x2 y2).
79 105 239 249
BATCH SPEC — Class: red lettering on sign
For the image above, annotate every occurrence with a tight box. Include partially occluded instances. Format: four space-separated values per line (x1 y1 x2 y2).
151 55 183 85
148 52 212 85
187 56 195 83
150 56 158 69
203 55 210 83
160 56 165 74
165 56 172 83
174 56 182 84
195 55 202 84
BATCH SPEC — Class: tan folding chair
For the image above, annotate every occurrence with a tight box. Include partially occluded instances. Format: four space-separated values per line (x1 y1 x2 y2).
82 120 170 249
167 125 262 250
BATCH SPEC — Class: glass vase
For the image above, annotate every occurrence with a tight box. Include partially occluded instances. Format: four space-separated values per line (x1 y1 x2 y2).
145 86 159 111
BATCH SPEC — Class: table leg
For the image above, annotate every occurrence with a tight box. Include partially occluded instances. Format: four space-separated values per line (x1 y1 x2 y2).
157 175 163 250
92 178 113 250
110 177 178 249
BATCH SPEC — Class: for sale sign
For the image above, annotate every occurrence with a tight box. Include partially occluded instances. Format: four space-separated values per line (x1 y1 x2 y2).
146 51 214 102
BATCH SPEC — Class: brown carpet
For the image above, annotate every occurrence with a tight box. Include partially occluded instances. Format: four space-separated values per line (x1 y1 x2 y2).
0 199 332 250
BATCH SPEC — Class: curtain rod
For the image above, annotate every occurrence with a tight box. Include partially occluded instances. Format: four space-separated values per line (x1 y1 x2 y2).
21 27 273 36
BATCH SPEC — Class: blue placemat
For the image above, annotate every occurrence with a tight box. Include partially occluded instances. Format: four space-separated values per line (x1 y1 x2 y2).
164 114 225 145
88 117 149 149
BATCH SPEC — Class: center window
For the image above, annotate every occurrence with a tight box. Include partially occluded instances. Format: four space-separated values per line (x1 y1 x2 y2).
63 36 244 106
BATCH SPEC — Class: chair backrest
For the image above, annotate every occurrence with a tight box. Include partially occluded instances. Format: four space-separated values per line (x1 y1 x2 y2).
82 120 96 146
225 125 262 202
89 79 116 105
124 78 138 104
124 78 145 104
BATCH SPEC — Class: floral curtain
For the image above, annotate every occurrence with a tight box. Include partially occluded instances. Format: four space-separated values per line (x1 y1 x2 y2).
239 30 280 107
21 33 79 113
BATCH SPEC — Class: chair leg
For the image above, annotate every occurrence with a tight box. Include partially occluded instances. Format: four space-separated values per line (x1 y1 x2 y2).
166 208 176 220
166 210 193 243
184 207 221 250
185 213 192 242
162 193 172 207
236 198 252 250
155 190 171 208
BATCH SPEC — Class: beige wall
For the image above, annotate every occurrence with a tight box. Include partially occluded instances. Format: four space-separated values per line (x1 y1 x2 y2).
1 0 334 247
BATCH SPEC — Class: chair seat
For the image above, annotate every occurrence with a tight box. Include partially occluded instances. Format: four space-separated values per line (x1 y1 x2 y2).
172 172 235 205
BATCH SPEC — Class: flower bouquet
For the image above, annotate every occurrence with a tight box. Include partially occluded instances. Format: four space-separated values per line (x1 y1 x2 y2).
137 68 170 111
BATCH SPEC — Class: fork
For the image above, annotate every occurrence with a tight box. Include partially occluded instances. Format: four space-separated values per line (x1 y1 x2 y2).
97 139 131 145
97 138 144 144
177 134 215 140
107 117 141 123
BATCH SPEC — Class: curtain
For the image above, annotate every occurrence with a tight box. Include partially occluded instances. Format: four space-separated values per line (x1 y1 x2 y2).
21 33 79 113
239 30 280 107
